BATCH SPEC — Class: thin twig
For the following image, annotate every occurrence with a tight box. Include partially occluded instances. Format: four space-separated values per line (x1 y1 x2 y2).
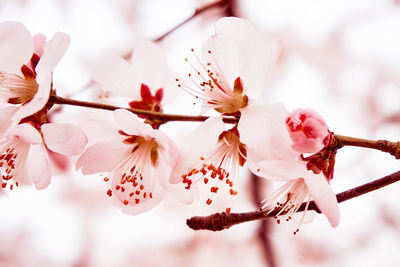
50 95 237 124
186 170 400 231
336 135 400 159
153 0 229 42
51 96 400 159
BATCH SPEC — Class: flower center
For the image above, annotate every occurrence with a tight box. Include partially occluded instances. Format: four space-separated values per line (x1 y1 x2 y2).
260 178 311 234
0 137 29 190
0 72 38 104
181 128 247 206
176 49 248 115
106 134 159 206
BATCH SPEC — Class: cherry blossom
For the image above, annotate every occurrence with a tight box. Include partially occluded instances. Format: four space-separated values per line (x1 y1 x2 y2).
172 18 297 207
286 108 329 153
76 109 188 215
0 122 87 190
90 40 172 110
176 17 280 115
0 21 70 133
253 151 340 228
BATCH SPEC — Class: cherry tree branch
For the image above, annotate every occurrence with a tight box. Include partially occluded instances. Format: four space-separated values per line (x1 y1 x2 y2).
186 170 400 231
50 95 237 124
336 135 400 159
51 95 400 158
153 0 230 42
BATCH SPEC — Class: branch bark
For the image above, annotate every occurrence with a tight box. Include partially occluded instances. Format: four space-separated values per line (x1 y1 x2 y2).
186 170 400 231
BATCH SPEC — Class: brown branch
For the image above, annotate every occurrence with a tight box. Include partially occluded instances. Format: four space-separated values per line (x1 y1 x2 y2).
50 95 237 124
153 0 230 43
336 135 400 159
51 95 400 159
186 170 400 231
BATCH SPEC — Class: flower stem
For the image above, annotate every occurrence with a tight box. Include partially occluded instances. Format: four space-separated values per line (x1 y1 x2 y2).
186 170 400 231
153 0 230 42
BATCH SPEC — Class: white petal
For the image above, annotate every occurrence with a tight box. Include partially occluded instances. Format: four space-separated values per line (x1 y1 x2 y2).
90 54 140 99
170 116 224 183
238 31 281 97
0 21 33 74
119 181 165 215
41 123 88 155
251 159 308 181
157 148 194 204
76 140 131 175
201 17 257 89
131 41 169 91
35 32 70 84
113 109 154 137
0 106 18 135
11 123 42 144
303 173 340 227
28 143 52 190
239 104 297 164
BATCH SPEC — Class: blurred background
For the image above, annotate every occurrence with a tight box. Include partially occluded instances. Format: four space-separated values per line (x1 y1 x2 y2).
0 0 400 266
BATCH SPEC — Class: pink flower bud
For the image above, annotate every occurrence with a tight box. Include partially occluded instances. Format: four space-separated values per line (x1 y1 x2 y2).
286 109 329 153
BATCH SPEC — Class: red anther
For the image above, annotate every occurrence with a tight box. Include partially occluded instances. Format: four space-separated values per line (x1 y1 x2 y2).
121 187 125 192
123 200 129 205
206 198 212 205
149 193 153 198
135 198 140 204
107 189 112 197
140 185 144 190
135 190 140 195
226 208 231 214
115 185 120 190
229 189 238 195
103 177 109 182
210 187 219 193
204 178 209 184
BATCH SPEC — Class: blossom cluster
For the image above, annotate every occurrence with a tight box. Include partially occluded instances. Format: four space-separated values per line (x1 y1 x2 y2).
0 18 340 230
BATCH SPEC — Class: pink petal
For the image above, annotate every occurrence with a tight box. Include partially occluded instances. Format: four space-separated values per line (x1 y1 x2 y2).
113 109 154 137
28 143 52 190
170 116 224 183
0 106 18 135
238 30 281 98
41 123 88 156
35 32 70 84
11 123 42 144
156 149 194 204
201 18 258 90
33 34 46 57
303 173 340 227
90 54 140 99
76 141 131 175
251 159 308 181
131 41 169 91
239 104 297 164
0 21 33 74
117 181 165 216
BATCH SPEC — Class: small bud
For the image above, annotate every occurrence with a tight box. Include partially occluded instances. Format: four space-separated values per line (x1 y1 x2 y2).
286 109 329 153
